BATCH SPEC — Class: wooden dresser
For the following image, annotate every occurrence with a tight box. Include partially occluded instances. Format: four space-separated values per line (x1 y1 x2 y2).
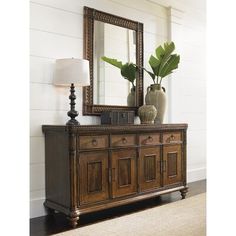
42 124 188 227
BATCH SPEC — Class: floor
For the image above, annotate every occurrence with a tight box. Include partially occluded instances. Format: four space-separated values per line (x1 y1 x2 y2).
30 180 206 236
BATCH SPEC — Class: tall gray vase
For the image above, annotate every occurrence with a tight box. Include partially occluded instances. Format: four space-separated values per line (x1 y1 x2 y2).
127 87 136 107
145 84 166 124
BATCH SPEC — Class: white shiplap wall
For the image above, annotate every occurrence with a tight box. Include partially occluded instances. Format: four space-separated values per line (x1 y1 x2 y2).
167 4 206 182
30 0 206 218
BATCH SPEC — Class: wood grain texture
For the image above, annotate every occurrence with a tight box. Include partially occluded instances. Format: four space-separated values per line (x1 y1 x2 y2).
78 135 109 149
139 133 161 146
111 134 136 147
44 130 70 208
111 149 137 198
79 151 109 205
163 132 182 144
139 147 161 191
42 123 187 228
163 145 182 186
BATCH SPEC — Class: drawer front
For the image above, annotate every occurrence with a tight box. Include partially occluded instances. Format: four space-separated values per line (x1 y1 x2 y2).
163 132 182 144
139 133 160 146
79 135 108 149
111 134 136 147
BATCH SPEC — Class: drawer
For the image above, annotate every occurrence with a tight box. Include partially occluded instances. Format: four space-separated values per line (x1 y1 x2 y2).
139 133 160 146
111 134 136 147
163 132 182 144
79 135 108 149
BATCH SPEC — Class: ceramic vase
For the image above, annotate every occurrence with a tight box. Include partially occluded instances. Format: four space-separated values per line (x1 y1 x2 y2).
127 87 136 107
138 105 157 124
145 84 166 124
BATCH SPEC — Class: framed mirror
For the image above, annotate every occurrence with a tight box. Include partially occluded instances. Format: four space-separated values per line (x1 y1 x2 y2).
83 6 143 115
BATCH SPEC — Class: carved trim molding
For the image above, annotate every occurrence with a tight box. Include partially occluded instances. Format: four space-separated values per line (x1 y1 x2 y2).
42 124 188 134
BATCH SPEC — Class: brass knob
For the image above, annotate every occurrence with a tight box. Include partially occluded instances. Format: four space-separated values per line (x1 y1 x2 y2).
92 139 98 146
170 134 175 140
122 137 127 144
148 136 153 142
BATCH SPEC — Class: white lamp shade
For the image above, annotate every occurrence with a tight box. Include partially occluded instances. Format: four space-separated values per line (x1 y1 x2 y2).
53 58 90 87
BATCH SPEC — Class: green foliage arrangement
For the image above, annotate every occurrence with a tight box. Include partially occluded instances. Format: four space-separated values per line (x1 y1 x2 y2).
101 56 137 89
144 41 180 86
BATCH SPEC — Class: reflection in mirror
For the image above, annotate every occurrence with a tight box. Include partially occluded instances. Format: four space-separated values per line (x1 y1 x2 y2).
93 21 136 106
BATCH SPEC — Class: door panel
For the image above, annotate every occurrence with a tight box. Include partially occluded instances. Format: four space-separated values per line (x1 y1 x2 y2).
111 149 137 198
79 151 109 205
87 161 102 192
139 147 161 191
163 145 182 186
118 158 131 186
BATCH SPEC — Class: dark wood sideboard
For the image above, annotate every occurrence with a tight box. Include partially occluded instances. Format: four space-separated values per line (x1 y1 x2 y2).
42 124 188 228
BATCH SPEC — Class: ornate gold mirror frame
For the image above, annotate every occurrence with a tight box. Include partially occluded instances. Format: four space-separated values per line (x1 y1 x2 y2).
83 6 144 115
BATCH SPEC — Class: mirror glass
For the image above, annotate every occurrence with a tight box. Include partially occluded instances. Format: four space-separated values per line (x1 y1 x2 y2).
93 21 136 106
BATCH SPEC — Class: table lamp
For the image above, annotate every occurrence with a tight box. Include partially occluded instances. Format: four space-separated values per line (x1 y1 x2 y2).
53 58 90 125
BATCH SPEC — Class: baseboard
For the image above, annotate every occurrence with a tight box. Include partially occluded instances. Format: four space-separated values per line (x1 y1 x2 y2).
187 167 206 183
30 198 46 218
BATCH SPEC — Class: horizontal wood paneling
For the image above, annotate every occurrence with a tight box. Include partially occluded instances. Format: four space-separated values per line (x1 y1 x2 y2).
31 0 168 20
30 164 45 191
30 2 83 38
30 83 82 111
30 56 54 83
30 189 45 200
30 0 87 14
168 4 206 173
109 0 168 19
30 198 46 218
188 130 206 148
30 137 45 164
144 32 167 54
187 167 206 183
30 110 100 137
30 29 83 58
31 0 168 37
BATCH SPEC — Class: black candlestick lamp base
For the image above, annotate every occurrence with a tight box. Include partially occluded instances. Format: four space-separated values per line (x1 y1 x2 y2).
66 83 80 126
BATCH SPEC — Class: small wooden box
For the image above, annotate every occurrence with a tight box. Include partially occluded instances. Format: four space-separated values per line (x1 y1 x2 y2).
101 111 135 125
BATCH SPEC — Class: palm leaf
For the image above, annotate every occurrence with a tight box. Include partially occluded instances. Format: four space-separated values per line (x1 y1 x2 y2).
155 45 165 59
159 54 180 78
101 56 122 69
158 42 176 74
143 67 155 82
121 63 137 84
149 55 160 75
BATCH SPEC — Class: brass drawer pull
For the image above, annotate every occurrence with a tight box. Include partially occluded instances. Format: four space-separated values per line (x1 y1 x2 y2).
91 139 98 146
147 136 153 142
167 134 175 143
122 137 127 144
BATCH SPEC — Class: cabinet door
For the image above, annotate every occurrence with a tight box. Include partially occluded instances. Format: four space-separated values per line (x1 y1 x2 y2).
111 149 137 198
139 147 161 192
163 145 182 186
79 151 109 205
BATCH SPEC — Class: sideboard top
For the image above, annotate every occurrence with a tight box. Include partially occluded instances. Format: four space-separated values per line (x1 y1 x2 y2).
42 123 188 134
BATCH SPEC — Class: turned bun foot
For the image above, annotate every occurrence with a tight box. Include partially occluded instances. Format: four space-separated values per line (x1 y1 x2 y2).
68 216 79 228
180 187 188 199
